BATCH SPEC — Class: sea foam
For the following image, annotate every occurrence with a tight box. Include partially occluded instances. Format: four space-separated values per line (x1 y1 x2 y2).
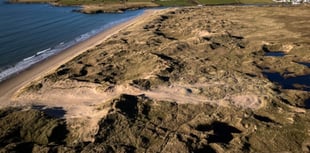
0 14 139 83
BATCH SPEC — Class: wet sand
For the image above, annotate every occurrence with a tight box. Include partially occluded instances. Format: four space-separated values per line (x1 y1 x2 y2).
0 9 158 106
0 5 310 152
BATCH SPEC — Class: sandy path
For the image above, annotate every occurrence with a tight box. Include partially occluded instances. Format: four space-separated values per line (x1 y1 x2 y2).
0 9 170 142
0 9 158 106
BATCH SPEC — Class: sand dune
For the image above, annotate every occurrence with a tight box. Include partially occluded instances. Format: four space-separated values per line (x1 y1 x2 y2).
0 9 161 106
1 5 310 152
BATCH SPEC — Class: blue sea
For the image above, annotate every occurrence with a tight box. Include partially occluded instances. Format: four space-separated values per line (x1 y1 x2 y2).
0 0 144 82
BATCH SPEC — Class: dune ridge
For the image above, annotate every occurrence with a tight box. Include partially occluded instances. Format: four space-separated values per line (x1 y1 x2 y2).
0 5 310 153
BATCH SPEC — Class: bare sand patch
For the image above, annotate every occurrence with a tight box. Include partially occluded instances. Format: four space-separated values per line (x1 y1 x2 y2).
1 5 310 152
231 94 263 109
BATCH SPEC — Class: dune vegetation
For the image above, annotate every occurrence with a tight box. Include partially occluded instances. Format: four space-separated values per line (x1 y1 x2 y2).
1 4 309 152
8 0 275 13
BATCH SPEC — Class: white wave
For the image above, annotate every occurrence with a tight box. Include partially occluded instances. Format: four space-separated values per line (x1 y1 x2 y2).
0 10 144 83
23 55 35 61
0 48 56 82
36 48 51 55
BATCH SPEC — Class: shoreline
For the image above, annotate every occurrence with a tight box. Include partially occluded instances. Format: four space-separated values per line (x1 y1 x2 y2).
0 5 310 152
0 9 157 106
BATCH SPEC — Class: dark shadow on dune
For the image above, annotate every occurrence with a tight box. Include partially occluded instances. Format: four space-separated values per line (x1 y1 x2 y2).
115 94 139 119
50 121 69 144
193 145 216 153
207 121 241 144
196 121 241 144
253 114 275 123
11 142 34 153
32 105 66 118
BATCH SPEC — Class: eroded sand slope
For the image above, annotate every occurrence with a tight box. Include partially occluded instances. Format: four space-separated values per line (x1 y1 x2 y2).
1 5 310 152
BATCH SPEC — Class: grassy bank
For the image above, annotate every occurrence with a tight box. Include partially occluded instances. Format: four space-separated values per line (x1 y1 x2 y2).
9 0 275 6
199 0 273 5
1 5 310 152
8 0 275 13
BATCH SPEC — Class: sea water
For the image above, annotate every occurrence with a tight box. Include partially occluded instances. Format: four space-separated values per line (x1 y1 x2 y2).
0 0 143 82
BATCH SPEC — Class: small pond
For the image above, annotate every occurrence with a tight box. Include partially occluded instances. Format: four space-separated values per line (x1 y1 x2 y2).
297 62 310 68
305 99 310 109
263 72 310 91
264 52 286 57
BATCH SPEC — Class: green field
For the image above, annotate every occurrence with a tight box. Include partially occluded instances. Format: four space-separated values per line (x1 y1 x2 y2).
153 0 195 6
238 0 273 4
198 0 238 4
10 0 274 6
55 0 274 6
56 0 196 6
198 0 273 4
56 0 147 5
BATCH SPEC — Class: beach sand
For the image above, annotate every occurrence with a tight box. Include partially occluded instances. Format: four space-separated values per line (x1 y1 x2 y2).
0 9 160 106
0 9 170 142
0 5 310 152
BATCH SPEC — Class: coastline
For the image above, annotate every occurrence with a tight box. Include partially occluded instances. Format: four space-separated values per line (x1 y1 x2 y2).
0 9 158 106
0 5 309 152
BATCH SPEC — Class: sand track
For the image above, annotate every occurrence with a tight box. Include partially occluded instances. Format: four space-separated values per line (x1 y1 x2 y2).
1 5 310 152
